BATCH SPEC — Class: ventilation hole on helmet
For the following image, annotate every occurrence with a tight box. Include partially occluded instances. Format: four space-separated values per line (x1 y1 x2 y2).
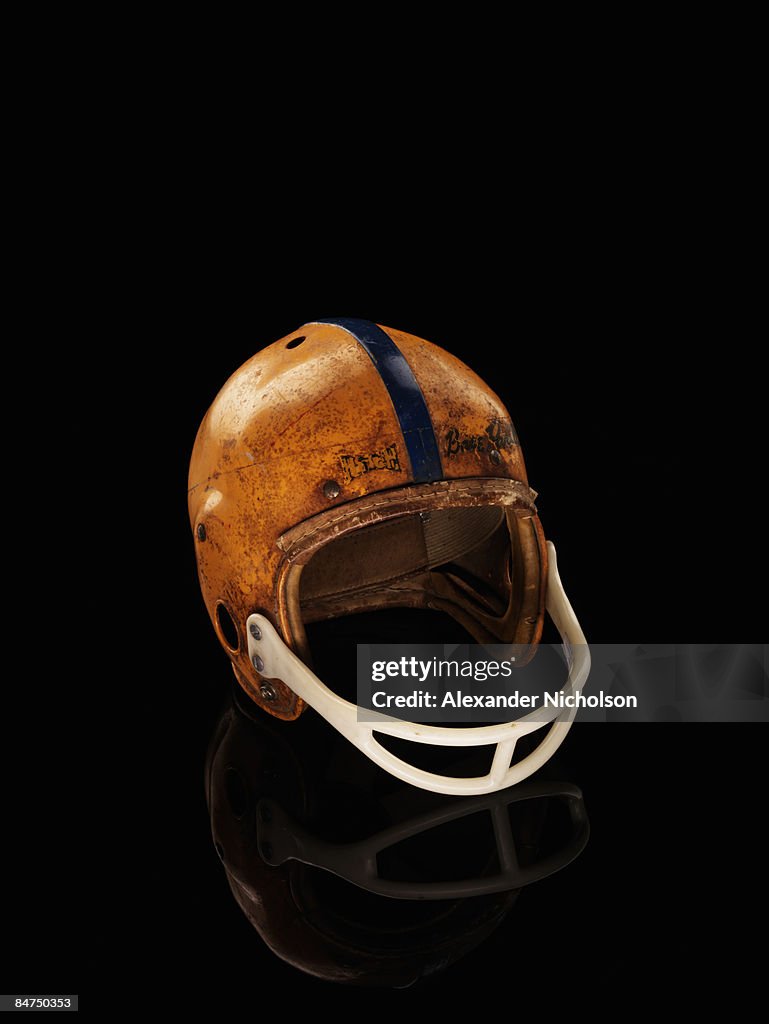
286 335 306 349
224 766 249 819
214 842 225 861
216 602 240 652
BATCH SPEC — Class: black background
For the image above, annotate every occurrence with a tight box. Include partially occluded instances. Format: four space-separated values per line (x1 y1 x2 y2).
6 237 765 1007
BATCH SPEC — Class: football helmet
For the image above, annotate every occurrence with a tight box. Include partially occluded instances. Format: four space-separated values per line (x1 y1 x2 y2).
189 318 590 794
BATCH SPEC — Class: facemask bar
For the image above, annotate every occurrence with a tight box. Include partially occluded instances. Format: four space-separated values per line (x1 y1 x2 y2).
247 542 590 796
255 780 589 899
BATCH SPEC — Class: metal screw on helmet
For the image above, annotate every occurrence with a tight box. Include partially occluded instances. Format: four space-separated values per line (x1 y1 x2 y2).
197 523 207 541
323 479 341 500
489 450 502 464
260 682 277 702
252 654 264 672
249 623 261 640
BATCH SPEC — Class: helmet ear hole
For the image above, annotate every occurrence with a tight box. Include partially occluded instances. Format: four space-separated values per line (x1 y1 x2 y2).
285 335 306 349
216 602 240 652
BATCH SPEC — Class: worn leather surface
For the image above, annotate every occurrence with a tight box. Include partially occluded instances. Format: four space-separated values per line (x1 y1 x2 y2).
189 322 546 720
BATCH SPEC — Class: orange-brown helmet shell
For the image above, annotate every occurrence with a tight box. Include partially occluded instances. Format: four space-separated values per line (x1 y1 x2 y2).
188 319 547 720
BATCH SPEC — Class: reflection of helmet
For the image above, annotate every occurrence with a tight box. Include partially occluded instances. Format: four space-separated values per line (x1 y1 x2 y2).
206 687 590 987
189 318 590 795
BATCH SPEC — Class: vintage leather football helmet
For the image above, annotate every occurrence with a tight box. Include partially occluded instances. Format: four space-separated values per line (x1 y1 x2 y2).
189 318 590 794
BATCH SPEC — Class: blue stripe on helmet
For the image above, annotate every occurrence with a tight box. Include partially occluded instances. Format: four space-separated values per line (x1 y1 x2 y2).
314 317 443 483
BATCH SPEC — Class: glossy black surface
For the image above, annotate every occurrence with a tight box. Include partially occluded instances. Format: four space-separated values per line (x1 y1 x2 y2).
203 686 589 986
7 281 764 1007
